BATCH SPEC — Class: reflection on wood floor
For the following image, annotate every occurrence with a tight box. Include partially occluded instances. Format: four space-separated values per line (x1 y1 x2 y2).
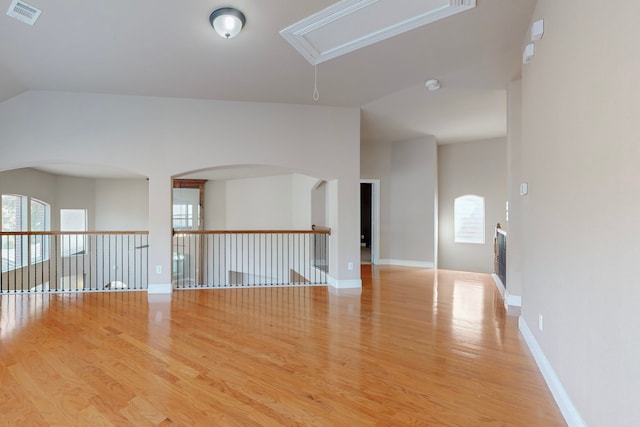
0 266 566 426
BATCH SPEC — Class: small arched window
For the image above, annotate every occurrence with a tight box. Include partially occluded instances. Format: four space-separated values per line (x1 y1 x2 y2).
454 195 485 244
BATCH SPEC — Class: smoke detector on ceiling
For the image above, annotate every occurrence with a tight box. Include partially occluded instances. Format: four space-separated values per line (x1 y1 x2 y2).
7 0 41 26
425 79 441 91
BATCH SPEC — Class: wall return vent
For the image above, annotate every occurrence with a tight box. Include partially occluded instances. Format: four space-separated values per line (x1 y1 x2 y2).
7 0 42 26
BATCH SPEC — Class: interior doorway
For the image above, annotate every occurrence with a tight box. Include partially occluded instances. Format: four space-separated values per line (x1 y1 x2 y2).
172 179 206 286
360 179 380 265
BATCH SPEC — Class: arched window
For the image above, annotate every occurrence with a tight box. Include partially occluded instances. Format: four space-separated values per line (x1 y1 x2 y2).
454 195 485 244
1 194 51 271
30 198 50 262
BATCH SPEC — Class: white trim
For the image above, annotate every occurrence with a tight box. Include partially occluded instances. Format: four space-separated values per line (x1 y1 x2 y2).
148 283 173 294
327 275 362 289
506 292 521 307
491 273 521 310
378 259 434 269
518 317 587 427
491 273 506 298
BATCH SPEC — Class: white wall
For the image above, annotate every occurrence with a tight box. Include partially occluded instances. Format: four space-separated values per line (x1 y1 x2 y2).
506 81 523 299
1 169 148 231
95 179 148 231
361 137 437 267
0 168 57 216
291 174 317 229
202 173 317 230
0 91 361 287
310 180 327 228
389 137 437 267
360 141 392 260
54 176 96 230
0 169 101 230
225 174 293 229
520 1 640 425
438 138 506 273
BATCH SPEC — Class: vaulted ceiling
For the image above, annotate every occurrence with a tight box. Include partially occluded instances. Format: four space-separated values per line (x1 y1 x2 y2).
0 0 535 149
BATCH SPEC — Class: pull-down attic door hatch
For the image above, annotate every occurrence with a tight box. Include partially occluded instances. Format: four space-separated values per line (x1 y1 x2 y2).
280 0 476 65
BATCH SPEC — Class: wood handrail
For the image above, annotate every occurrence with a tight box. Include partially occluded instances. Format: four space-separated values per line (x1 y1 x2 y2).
173 228 331 236
311 225 331 235
0 231 149 236
0 229 329 236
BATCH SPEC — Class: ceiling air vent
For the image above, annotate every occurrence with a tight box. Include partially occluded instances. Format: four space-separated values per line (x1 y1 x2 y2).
6 0 41 26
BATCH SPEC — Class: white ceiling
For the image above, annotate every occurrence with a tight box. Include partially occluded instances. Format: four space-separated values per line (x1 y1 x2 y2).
0 0 536 178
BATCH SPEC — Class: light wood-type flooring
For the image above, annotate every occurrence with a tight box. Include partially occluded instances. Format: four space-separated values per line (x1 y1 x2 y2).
0 266 566 426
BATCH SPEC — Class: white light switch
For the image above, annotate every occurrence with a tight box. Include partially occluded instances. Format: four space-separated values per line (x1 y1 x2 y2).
520 183 529 196
523 43 535 64
531 19 544 41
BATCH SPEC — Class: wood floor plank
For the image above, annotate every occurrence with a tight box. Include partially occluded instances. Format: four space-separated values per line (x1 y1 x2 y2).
0 266 566 426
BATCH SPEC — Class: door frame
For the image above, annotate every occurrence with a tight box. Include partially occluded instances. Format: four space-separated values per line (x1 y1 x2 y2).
360 179 380 265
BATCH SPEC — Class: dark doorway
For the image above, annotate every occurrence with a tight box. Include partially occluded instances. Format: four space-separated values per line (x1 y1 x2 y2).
361 183 372 248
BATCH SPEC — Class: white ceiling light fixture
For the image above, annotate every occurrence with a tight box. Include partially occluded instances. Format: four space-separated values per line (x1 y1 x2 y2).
210 7 246 39
425 79 441 91
281 0 476 65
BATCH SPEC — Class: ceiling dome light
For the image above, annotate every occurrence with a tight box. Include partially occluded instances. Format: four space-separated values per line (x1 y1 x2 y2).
210 7 246 39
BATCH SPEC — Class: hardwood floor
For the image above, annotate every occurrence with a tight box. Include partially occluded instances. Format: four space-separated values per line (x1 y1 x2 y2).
0 266 565 426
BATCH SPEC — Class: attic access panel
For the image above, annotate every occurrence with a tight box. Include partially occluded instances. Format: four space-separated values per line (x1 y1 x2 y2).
280 0 476 65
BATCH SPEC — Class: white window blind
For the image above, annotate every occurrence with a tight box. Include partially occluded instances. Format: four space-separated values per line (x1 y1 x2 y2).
2 194 50 270
60 209 87 256
30 198 50 262
454 195 485 244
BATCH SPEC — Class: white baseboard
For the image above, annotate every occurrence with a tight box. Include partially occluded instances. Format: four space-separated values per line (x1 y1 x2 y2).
491 274 521 309
506 292 521 307
491 273 507 298
518 317 587 427
148 283 173 294
378 259 434 268
327 275 362 289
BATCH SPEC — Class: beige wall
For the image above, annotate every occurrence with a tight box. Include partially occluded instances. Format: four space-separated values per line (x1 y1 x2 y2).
95 179 149 231
438 138 506 273
389 137 437 266
361 137 437 266
506 80 523 299
0 91 361 287
520 1 640 425
360 141 392 260
0 169 149 231
206 174 317 230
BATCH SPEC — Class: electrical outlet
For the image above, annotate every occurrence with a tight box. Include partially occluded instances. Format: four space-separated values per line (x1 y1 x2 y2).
348 262 354 270
538 313 544 332
156 265 162 274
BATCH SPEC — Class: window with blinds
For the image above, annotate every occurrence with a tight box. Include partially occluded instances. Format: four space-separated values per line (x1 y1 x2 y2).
1 194 51 271
30 198 50 262
454 195 485 244
60 209 87 256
